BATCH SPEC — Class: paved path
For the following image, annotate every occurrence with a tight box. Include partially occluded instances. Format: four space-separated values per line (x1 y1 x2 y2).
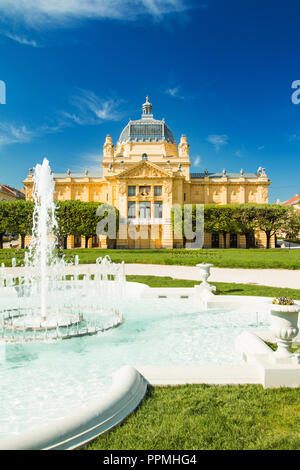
123 264 300 289
5 263 300 289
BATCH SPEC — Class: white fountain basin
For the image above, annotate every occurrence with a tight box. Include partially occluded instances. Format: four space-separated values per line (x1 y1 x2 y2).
0 282 276 446
0 281 299 449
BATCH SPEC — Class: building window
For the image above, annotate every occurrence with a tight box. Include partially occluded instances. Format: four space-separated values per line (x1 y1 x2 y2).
139 201 151 219
230 233 238 248
128 186 136 197
139 186 151 196
142 153 148 161
128 201 136 218
154 201 163 218
211 233 219 248
184 193 186 201
154 186 162 196
74 236 81 248
92 235 99 247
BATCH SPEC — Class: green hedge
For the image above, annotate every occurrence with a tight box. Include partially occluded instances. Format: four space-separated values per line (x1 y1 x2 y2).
172 204 300 249
0 200 119 249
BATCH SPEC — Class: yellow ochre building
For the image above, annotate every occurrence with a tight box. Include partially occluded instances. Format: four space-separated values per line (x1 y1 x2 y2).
24 97 271 249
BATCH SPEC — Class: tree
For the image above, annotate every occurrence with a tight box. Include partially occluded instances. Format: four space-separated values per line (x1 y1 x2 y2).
280 207 300 245
0 202 10 249
77 202 101 248
254 204 291 249
55 201 119 248
6 201 34 249
204 205 239 248
234 204 258 248
55 200 84 248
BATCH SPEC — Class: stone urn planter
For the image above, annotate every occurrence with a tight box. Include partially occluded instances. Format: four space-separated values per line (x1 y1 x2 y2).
196 263 214 285
195 263 216 299
270 303 300 361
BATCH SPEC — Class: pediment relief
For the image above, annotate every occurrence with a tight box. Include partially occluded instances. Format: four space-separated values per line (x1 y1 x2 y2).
117 161 171 180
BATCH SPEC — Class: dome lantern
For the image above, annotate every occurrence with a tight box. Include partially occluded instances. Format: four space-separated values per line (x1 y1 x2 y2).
142 96 153 117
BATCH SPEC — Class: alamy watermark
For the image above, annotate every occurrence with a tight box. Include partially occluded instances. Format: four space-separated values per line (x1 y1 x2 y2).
96 204 205 249
0 80 6 104
291 80 300 104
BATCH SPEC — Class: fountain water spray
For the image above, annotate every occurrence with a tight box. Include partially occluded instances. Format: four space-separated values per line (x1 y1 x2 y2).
28 158 57 321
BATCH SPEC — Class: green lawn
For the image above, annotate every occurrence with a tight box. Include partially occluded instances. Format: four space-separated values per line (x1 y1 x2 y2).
1 247 300 269
85 385 300 450
63 274 300 299
127 275 300 299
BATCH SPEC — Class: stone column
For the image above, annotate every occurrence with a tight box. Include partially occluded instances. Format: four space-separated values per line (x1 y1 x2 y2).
221 184 228 204
161 186 173 249
240 184 246 203
161 223 173 249
204 180 209 204
238 234 246 249
117 183 129 248
203 232 211 248
99 235 108 249
150 224 159 248
67 235 75 249
24 235 31 248
117 223 128 248
81 236 92 248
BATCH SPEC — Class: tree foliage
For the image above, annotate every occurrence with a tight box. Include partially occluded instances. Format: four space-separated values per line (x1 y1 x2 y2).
0 201 10 249
4 201 34 248
0 200 119 249
254 204 292 249
204 205 239 248
172 203 298 249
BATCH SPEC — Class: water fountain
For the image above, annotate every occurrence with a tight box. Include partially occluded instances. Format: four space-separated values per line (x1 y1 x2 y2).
0 158 124 343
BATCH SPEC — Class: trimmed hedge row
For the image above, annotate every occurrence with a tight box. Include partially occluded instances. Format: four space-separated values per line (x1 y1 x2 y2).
172 204 300 248
0 200 119 249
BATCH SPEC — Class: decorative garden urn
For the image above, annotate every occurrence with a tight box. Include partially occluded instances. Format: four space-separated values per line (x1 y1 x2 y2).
196 263 214 286
270 303 300 361
195 263 216 300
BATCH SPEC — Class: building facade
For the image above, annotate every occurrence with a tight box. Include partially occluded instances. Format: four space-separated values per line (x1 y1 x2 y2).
282 194 300 211
23 98 271 249
0 184 25 202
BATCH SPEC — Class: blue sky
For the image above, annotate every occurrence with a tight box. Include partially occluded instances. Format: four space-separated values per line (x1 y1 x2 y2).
0 0 300 203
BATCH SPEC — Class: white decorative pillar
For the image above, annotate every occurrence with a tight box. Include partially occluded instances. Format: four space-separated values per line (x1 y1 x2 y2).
161 179 173 249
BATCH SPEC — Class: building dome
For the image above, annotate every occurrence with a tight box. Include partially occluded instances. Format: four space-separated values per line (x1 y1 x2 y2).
118 97 176 145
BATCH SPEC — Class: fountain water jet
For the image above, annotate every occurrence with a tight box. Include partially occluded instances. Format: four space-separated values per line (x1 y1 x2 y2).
28 158 57 321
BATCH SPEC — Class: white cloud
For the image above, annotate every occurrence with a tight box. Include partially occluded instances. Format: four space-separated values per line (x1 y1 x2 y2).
257 145 265 151
207 134 228 151
193 155 201 167
0 1 191 28
165 85 182 98
289 132 300 142
63 89 124 125
5 32 38 47
0 120 67 148
0 89 123 149
0 123 36 146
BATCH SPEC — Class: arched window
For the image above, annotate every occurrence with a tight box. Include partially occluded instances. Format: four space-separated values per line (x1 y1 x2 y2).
142 153 148 161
